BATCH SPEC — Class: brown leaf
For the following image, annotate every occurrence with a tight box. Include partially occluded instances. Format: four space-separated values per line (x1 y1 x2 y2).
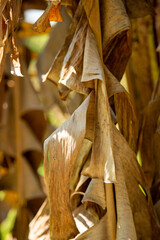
75 214 111 240
82 0 102 53
44 93 93 240
70 139 92 194
43 1 83 87
101 0 131 80
20 66 47 141
139 97 160 187
151 126 160 203
36 6 72 82
29 199 50 240
83 81 116 183
0 157 44 200
9 0 23 77
123 0 154 18
114 139 137 239
59 8 89 94
104 66 138 152
73 204 97 235
32 3 52 32
81 26 103 88
126 17 154 114
49 4 63 22
113 125 160 239
82 179 106 210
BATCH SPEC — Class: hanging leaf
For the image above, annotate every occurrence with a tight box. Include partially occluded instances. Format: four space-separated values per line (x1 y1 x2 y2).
59 8 89 94
126 17 154 114
36 6 72 82
83 81 116 183
101 0 131 80
82 178 106 211
139 97 160 187
123 0 154 18
113 125 160 239
49 4 63 22
44 93 93 240
43 1 83 87
104 65 138 152
29 199 50 240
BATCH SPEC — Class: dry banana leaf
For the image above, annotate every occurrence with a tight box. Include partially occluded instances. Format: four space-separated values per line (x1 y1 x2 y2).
19 71 47 141
83 81 115 183
0 157 44 200
0 88 43 156
126 17 154 114
32 2 59 33
73 204 97 235
9 0 23 77
75 213 111 240
101 0 131 80
151 126 160 203
59 9 89 94
44 1 83 86
82 179 106 210
44 93 93 240
29 199 50 240
36 6 72 82
104 65 138 152
21 120 42 153
124 0 154 18
114 139 137 239
139 97 160 188
81 26 102 87
70 138 92 194
0 88 17 156
113 125 160 239
82 0 102 52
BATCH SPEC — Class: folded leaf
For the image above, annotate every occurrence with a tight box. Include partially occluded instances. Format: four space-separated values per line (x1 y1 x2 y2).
83 81 116 183
104 65 138 152
101 0 131 80
59 9 89 94
44 93 93 240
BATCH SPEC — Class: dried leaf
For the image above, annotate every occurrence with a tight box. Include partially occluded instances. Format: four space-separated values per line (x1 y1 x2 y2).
82 0 102 52
123 0 154 18
9 0 23 77
37 6 72 82
104 66 138 152
32 4 52 32
113 125 160 239
81 26 103 87
101 0 131 80
73 204 97 235
20 68 47 141
44 93 93 240
29 199 50 240
70 138 92 194
49 4 63 22
43 1 83 85
59 9 89 94
115 141 137 239
126 17 154 114
139 97 160 187
82 178 106 210
75 214 111 240
83 81 116 183
0 87 43 156
151 126 160 203
0 157 44 200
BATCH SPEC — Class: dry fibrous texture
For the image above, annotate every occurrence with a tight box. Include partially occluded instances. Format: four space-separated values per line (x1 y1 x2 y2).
1 0 160 240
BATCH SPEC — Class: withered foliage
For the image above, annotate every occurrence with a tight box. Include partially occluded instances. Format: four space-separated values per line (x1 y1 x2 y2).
1 0 160 240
